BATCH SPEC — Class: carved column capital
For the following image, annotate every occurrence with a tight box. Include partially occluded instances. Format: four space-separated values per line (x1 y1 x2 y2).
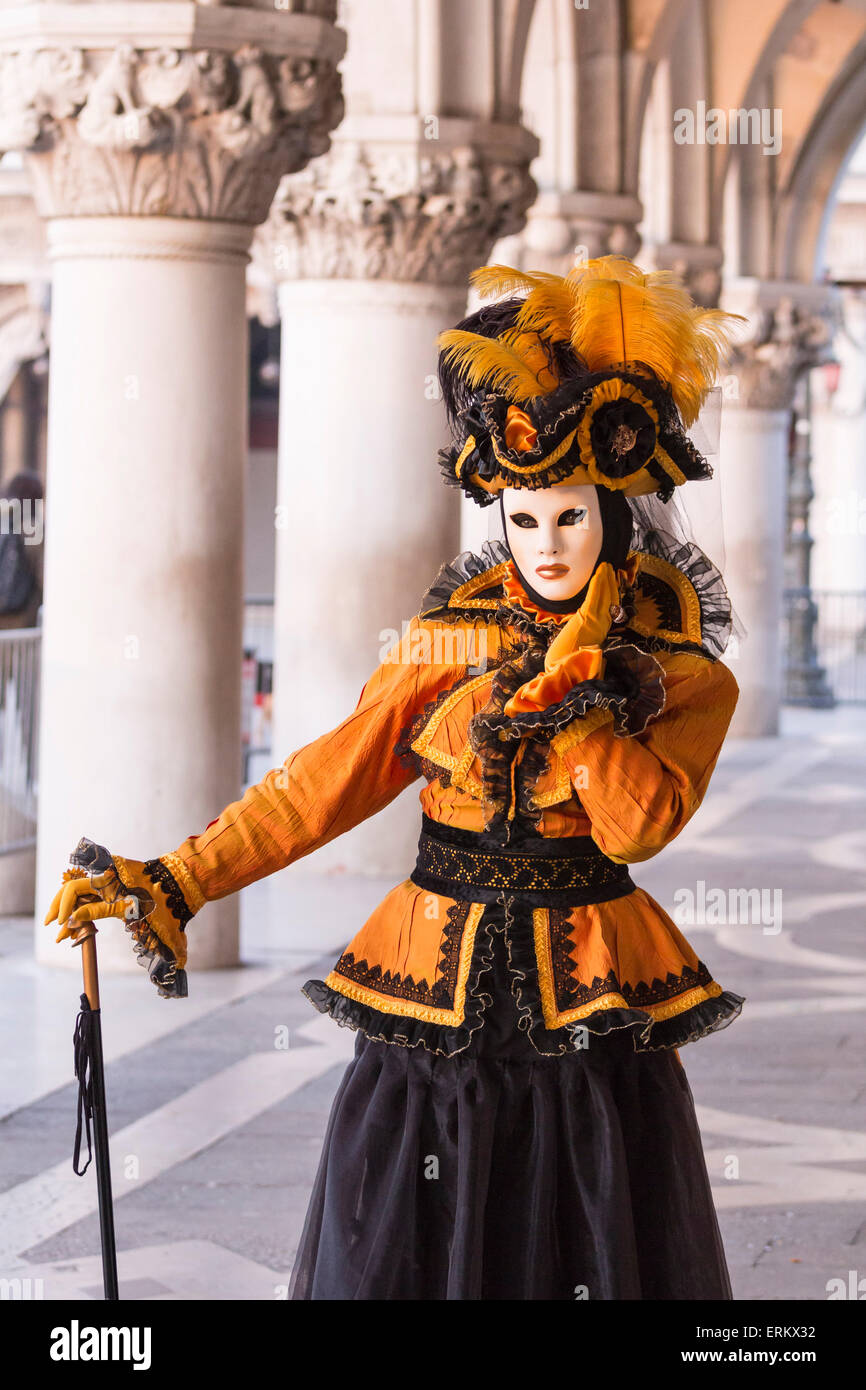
645 241 724 308
491 190 643 276
721 279 840 411
0 5 345 222
254 116 539 286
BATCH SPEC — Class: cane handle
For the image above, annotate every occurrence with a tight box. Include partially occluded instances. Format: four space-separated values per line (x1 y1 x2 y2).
71 924 101 1010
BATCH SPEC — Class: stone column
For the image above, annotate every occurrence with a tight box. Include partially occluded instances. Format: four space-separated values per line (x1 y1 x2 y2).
256 122 536 875
718 280 835 736
0 9 344 970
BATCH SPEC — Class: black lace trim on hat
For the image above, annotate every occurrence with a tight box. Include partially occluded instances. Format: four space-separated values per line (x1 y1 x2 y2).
441 368 712 504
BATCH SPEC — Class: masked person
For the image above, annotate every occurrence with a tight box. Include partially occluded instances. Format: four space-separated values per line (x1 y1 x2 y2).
47 257 746 1301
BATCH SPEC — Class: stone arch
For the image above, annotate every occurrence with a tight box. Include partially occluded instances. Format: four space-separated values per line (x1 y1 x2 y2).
774 38 866 282
710 0 826 209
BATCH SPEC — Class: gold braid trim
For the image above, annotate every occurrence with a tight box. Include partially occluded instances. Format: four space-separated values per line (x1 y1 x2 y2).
410 671 493 771
161 851 206 914
450 739 485 798
630 551 703 646
651 440 687 489
532 754 572 808
325 902 486 1027
533 907 562 1030
489 426 578 476
447 562 510 610
532 908 724 1029
550 706 614 755
550 980 723 1028
645 980 722 1021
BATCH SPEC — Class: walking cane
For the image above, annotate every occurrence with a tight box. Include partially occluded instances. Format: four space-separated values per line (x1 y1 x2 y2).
70 919 120 1301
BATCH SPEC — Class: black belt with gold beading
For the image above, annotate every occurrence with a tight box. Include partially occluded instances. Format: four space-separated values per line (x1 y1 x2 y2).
410 814 635 906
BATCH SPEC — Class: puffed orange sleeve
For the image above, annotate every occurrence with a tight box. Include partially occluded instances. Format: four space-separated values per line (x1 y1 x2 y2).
171 618 446 904
552 652 739 865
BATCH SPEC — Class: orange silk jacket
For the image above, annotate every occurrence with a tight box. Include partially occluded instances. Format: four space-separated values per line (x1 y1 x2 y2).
161 539 743 1056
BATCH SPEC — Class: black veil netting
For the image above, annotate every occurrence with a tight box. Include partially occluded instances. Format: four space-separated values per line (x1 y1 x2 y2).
625 492 746 661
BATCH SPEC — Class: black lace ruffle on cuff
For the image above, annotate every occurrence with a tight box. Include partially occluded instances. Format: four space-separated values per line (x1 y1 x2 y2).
123 921 188 1000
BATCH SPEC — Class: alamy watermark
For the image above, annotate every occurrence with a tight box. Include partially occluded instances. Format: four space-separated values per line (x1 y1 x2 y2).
673 880 782 935
49 1320 151 1370
674 102 782 156
0 497 43 546
379 622 488 672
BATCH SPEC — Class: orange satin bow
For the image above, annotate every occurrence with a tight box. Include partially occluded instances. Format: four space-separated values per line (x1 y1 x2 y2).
504 405 538 453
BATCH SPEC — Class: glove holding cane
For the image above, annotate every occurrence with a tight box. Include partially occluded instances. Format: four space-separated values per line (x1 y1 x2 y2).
45 837 203 997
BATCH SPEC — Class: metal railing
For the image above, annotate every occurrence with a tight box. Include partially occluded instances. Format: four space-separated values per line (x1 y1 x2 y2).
784 589 866 705
0 627 40 855
0 603 275 857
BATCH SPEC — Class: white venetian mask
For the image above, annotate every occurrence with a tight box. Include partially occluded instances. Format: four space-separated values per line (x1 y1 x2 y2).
502 483 603 605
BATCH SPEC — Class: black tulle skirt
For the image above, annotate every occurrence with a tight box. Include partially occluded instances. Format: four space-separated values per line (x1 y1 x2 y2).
289 926 732 1301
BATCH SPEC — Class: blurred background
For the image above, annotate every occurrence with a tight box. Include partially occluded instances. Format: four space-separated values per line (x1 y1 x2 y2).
0 0 865 1302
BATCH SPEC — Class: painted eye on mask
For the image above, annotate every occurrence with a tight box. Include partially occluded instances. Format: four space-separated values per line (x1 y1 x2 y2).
508 509 587 529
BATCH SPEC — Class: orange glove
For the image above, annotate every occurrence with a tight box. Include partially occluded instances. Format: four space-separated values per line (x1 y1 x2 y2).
504 561 620 715
45 838 202 997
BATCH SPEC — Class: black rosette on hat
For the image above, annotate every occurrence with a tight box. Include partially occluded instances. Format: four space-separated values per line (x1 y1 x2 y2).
580 381 658 483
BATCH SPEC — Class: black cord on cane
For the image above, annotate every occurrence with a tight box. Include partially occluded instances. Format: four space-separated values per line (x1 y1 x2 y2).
72 993 95 1176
